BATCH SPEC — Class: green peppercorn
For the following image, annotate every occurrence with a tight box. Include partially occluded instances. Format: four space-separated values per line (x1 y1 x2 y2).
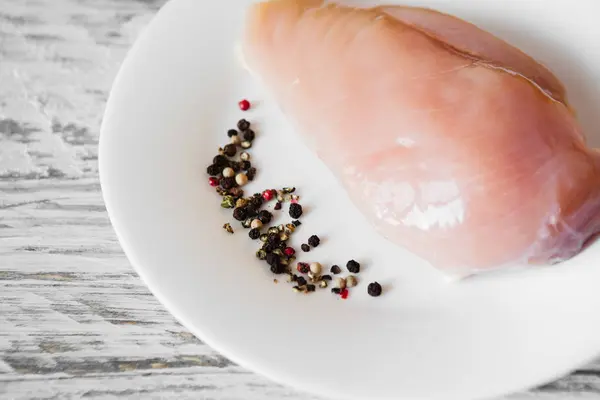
256 249 267 260
221 196 235 209
260 234 268 243
268 227 279 235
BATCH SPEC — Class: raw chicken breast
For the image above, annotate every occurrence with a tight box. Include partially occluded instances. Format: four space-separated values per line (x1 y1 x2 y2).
242 0 600 276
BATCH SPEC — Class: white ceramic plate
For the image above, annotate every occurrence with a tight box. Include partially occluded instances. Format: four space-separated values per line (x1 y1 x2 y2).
99 1 600 399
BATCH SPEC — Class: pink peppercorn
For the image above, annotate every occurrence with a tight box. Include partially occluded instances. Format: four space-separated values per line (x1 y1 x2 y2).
284 247 295 257
239 99 251 111
209 177 219 187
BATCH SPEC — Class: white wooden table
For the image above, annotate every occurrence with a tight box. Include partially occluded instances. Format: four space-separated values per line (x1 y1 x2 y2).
1 1 599 398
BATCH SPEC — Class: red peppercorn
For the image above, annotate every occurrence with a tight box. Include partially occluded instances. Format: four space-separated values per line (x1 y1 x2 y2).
284 247 295 257
239 99 251 111
291 199 298 204
209 177 219 187
340 288 349 300
262 189 276 201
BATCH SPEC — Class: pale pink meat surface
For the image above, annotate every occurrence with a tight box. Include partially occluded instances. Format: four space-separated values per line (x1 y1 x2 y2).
242 0 600 276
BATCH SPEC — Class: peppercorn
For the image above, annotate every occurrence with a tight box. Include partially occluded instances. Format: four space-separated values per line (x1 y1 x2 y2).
346 260 360 274
274 202 282 211
272 248 284 256
208 177 219 187
292 220 301 227
267 226 279 235
251 219 263 229
223 223 234 234
301 244 310 252
243 129 255 142
279 233 289 241
297 276 308 286
235 173 248 186
332 288 341 294
367 282 383 297
250 194 263 208
221 195 235 209
330 265 341 275
289 203 303 219
321 275 332 281
262 190 275 202
227 129 238 137
241 161 251 170
260 234 268 242
308 235 320 248
307 284 316 292
297 263 310 274
241 141 252 149
292 286 302 293
220 177 236 190
270 264 286 274
310 262 322 275
282 187 296 194
277 192 284 202
235 198 248 208
240 151 250 162
223 144 237 157
213 155 229 167
245 206 258 218
319 280 328 289
206 164 220 176
284 247 295 257
346 275 358 288
229 187 244 198
233 207 247 221
262 243 274 253
237 119 250 131
265 253 280 267
242 218 253 228
249 228 261 240
239 99 251 111
222 167 235 178
231 135 241 146
267 234 280 246
256 249 267 260
247 167 257 181
340 288 349 299
258 210 273 224
278 241 287 250
335 277 346 289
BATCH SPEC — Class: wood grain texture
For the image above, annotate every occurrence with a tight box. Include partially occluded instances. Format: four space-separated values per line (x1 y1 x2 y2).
1 0 599 399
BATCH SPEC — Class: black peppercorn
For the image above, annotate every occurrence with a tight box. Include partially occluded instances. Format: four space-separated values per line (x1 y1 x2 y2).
233 207 247 221
213 155 229 167
249 228 261 240
301 244 310 252
237 119 250 131
331 288 341 294
241 161 251 170
227 129 238 137
267 233 280 246
347 260 360 274
247 167 257 181
258 210 273 224
289 203 303 219
243 129 255 142
308 235 320 248
367 282 383 297
265 253 280 267
321 275 332 281
245 205 259 218
292 220 301 227
220 177 237 190
230 161 243 172
262 243 274 253
330 265 341 275
229 187 244 198
274 202 282 210
223 144 237 157
297 276 307 286
206 164 220 176
306 284 316 292
270 264 286 274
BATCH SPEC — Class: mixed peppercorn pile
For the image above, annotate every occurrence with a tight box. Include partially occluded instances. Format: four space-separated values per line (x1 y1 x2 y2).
206 99 383 299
